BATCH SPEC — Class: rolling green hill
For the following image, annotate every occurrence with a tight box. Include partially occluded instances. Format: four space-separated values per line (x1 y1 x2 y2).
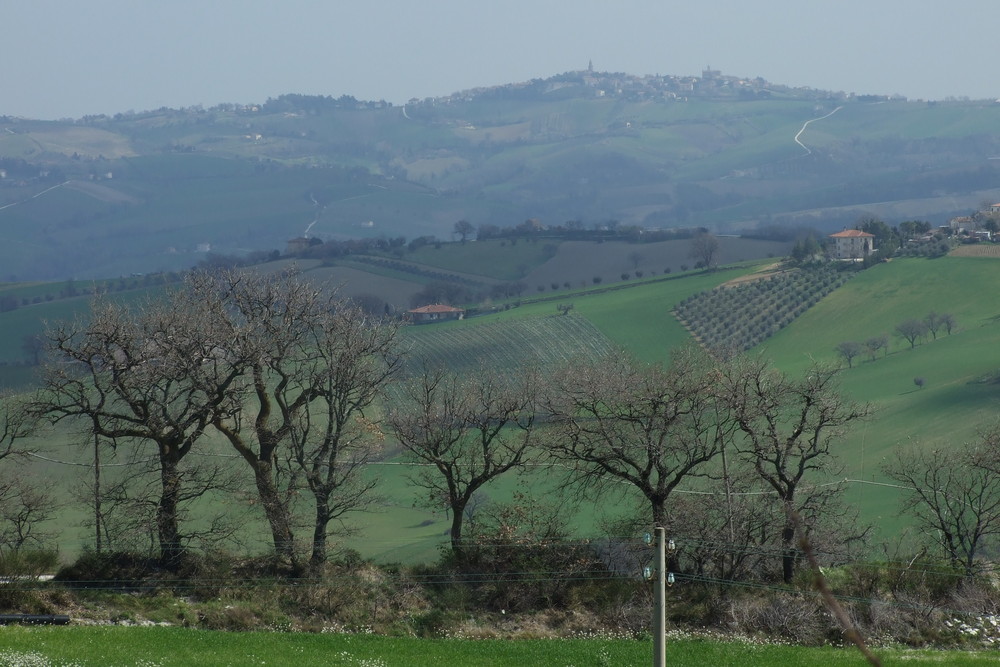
0 236 780 374
4 70 1000 281
377 254 1000 556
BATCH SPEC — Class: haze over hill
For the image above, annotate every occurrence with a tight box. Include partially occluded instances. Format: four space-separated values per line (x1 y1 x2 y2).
3 66 1000 282
7 1 1000 120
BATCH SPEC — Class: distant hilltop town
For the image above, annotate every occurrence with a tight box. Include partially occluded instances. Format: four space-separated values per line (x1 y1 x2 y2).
408 64 902 108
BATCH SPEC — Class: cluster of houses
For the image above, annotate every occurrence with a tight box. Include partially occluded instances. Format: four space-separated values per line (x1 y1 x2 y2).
829 203 1000 261
944 205 998 242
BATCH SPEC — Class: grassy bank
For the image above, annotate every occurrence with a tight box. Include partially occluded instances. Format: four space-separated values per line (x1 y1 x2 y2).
2 626 999 666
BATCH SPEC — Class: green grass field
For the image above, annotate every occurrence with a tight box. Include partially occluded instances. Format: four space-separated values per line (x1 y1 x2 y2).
1 626 997 666
754 256 1000 534
403 239 556 281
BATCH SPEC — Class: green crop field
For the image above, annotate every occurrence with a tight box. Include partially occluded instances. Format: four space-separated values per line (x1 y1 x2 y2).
742 256 1000 532
402 312 616 375
0 282 172 373
0 626 997 666
403 239 556 281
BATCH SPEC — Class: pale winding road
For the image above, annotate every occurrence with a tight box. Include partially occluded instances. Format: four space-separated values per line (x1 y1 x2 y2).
793 105 843 155
0 181 68 211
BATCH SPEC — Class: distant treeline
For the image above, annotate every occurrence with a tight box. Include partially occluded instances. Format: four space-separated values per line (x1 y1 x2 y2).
280 223 717 266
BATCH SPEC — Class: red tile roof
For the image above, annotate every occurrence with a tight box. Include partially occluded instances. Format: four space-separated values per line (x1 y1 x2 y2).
408 304 465 314
829 230 875 238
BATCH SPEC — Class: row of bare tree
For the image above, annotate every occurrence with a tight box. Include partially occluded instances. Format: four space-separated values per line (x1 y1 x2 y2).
37 270 401 574
0 268 995 582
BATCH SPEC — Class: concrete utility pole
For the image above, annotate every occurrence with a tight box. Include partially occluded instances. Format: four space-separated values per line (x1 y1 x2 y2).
645 528 675 666
653 526 666 667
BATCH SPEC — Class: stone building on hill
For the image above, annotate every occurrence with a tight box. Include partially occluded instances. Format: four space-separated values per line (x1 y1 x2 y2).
829 229 875 260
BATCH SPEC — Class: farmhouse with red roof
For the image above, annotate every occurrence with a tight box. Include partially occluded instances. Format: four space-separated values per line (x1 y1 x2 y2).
829 229 875 260
407 304 465 323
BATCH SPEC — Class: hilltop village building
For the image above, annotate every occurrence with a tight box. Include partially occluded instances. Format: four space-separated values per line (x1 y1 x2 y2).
829 229 875 260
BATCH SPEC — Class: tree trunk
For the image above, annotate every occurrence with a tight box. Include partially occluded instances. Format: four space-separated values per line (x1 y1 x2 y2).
309 488 331 570
251 458 298 572
450 498 468 560
212 418 300 571
781 522 796 584
93 431 103 554
157 448 184 570
651 497 668 529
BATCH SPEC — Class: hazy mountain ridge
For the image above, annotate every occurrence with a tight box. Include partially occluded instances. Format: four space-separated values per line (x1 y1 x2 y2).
2 69 1000 280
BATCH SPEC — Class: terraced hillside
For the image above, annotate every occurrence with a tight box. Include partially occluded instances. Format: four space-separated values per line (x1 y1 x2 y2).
402 312 615 377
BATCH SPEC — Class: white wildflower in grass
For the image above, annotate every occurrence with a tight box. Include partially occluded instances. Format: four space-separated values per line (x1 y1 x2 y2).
0 652 84 667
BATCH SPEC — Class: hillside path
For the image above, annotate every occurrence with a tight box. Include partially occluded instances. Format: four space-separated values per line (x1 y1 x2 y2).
794 106 843 155
0 181 68 212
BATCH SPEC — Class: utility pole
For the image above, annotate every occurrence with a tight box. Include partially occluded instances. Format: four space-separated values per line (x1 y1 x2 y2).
654 526 665 667
645 528 675 667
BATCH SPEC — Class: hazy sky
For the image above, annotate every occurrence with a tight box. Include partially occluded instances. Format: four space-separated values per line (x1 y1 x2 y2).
4 0 999 120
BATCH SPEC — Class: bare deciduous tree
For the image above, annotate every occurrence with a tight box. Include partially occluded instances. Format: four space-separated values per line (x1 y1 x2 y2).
0 475 58 552
287 302 402 569
895 319 928 349
388 365 538 558
627 251 644 271
835 341 863 368
718 356 870 582
864 334 889 361
0 393 51 553
544 346 728 529
192 270 338 571
689 231 720 270
21 334 44 366
885 425 1000 575
0 392 35 463
924 312 943 340
667 467 782 582
453 220 475 243
940 313 956 336
189 269 401 572
40 294 240 569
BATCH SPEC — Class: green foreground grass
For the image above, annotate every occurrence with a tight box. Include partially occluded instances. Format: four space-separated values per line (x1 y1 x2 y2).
1 626 997 666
